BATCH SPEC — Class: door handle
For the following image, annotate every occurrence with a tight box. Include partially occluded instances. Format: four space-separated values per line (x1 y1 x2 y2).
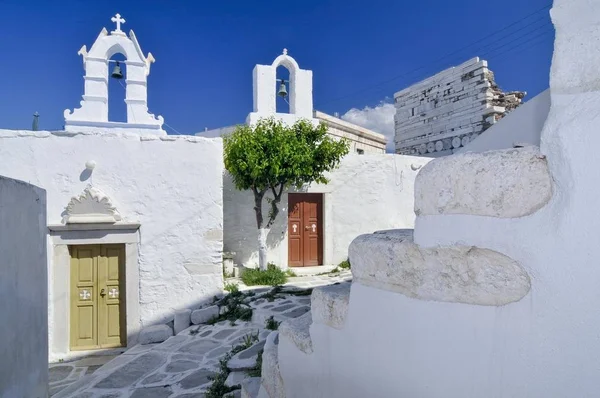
100 288 106 297
305 226 310 230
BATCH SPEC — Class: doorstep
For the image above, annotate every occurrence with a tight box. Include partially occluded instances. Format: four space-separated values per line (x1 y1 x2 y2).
289 265 337 276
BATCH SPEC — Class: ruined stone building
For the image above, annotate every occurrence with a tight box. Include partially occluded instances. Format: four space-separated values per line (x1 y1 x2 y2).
394 57 525 157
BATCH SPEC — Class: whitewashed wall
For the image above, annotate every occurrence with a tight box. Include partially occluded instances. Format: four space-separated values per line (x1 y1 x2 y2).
224 154 430 268
0 177 48 398
459 89 550 154
274 0 600 396
0 130 223 359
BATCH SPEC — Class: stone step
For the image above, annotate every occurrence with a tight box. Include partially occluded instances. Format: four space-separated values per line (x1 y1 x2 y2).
311 282 351 330
241 377 261 398
348 228 531 306
279 311 313 355
414 146 552 218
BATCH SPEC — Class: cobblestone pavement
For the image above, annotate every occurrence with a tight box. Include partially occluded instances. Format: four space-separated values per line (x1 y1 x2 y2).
50 271 352 397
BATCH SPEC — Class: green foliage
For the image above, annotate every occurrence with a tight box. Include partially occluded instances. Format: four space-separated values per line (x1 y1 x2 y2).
265 316 281 331
246 349 264 378
241 263 288 286
224 118 349 198
205 332 259 398
338 259 351 269
285 269 297 277
224 282 239 293
241 332 259 348
208 290 253 325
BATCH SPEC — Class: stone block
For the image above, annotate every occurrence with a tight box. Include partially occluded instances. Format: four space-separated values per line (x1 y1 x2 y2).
191 305 219 325
349 229 531 306
279 312 313 355
225 371 249 388
174 309 191 335
241 377 261 398
311 283 350 330
228 340 266 370
260 332 285 398
415 146 552 218
138 325 173 345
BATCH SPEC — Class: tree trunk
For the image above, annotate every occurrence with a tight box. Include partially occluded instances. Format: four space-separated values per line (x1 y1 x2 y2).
258 228 270 270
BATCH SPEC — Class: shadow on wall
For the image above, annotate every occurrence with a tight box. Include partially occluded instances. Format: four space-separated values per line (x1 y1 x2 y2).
223 172 290 267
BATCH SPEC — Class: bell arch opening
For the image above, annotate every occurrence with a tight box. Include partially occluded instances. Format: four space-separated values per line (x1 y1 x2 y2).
108 53 127 122
276 66 291 114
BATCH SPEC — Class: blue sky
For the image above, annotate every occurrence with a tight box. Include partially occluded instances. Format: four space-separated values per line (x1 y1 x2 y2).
0 0 554 143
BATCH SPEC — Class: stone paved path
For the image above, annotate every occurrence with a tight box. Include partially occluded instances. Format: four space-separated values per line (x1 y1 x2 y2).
51 271 351 397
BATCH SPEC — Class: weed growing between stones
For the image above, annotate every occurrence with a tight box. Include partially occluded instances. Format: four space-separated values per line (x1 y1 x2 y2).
265 316 281 331
208 290 253 326
241 263 288 286
224 282 240 293
285 269 297 277
205 332 259 398
338 258 351 269
246 349 263 378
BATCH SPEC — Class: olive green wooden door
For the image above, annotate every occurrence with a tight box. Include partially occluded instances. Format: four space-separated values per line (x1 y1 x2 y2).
70 245 125 350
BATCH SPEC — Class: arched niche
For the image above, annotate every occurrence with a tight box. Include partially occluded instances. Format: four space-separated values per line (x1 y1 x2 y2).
64 15 165 135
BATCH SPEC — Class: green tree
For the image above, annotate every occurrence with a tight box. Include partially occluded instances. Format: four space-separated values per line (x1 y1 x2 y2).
223 118 349 270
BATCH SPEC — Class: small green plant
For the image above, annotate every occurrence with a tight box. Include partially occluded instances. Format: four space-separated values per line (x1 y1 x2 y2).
224 282 240 293
208 289 253 325
330 267 340 274
241 263 288 286
285 269 297 277
265 316 281 331
242 331 259 348
338 259 351 269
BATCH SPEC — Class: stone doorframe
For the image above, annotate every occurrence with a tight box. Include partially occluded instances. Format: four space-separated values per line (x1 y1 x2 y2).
47 223 140 362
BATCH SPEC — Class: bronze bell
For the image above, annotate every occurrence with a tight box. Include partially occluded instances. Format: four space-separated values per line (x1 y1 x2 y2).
111 61 124 79
277 80 288 98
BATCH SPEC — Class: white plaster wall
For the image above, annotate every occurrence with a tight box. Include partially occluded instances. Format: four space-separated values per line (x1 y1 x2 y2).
224 154 430 268
276 1 600 394
0 177 48 398
458 89 550 154
0 130 223 357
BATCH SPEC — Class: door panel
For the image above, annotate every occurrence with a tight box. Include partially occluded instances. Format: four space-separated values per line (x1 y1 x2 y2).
288 195 303 267
70 246 99 350
288 194 323 267
70 245 125 350
98 246 125 348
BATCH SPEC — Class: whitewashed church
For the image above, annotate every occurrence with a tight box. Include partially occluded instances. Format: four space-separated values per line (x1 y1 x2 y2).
0 14 425 362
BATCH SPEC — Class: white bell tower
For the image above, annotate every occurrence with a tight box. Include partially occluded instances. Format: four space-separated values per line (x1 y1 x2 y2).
247 49 315 126
64 14 166 135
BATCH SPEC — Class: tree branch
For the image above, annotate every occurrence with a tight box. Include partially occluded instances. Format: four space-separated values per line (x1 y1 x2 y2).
266 183 285 229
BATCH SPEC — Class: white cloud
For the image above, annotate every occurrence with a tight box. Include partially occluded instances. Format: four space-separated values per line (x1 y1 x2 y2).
341 101 396 152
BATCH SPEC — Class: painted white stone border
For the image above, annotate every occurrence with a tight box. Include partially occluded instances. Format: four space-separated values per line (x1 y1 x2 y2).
48 225 140 362
415 146 552 218
349 229 531 306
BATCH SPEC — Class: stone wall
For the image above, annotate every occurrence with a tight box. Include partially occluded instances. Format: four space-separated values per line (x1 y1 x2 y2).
394 57 525 157
224 154 430 268
0 130 223 361
0 176 48 398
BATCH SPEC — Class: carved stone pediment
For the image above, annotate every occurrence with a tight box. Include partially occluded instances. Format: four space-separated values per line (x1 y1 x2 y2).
63 185 122 224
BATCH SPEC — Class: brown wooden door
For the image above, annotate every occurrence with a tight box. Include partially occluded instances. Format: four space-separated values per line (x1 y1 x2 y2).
288 193 323 267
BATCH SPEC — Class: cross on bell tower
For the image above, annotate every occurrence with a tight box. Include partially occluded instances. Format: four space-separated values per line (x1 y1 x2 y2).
111 13 126 36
